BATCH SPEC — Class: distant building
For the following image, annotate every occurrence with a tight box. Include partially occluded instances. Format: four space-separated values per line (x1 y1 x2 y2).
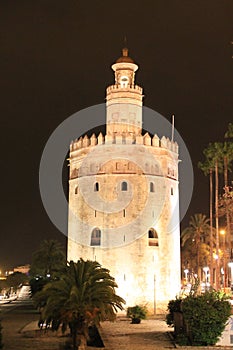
67 48 181 313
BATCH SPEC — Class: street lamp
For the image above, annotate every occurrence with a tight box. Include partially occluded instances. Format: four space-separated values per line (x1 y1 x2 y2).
203 266 209 291
184 269 189 284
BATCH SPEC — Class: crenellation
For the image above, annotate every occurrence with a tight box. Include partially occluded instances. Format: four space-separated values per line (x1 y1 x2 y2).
106 84 143 94
70 132 178 154
90 134 97 146
97 132 104 144
143 132 151 146
83 135 89 147
136 134 143 145
77 137 83 149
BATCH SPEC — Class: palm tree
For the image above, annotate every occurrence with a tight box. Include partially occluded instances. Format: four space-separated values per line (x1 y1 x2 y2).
198 158 214 284
30 239 66 278
181 214 211 280
34 259 125 350
225 122 233 138
202 142 225 289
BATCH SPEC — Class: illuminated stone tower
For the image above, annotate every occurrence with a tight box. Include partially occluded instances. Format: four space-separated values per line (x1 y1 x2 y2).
67 48 181 313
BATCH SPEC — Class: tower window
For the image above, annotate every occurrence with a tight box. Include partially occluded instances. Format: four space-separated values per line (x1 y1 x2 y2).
150 182 155 192
120 76 129 88
123 209 126 217
121 181 128 191
91 228 101 246
75 186 78 194
94 182 99 192
171 187 174 195
148 228 159 246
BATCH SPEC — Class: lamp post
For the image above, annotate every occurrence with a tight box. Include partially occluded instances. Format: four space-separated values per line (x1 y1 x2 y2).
184 269 189 284
220 229 226 290
203 266 209 291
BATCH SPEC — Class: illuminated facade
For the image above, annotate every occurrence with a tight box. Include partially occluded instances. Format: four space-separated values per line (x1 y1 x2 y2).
67 48 181 313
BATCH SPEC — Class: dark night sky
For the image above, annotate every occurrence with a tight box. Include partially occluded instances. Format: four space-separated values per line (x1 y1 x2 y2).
0 1 232 270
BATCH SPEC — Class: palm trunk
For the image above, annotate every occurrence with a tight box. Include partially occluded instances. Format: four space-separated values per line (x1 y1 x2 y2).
224 155 230 288
72 328 77 350
196 231 200 280
215 160 220 290
209 169 213 285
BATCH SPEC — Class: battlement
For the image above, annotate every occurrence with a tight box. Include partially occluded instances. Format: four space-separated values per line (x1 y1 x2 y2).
70 132 178 154
106 84 143 94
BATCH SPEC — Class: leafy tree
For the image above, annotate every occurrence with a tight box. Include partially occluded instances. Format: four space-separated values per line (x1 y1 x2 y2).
34 259 125 350
29 239 66 296
225 122 233 138
6 272 28 292
30 240 66 278
181 214 211 279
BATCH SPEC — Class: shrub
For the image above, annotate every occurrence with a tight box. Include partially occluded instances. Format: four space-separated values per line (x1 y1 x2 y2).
167 291 232 346
166 297 182 327
127 305 148 323
182 291 231 346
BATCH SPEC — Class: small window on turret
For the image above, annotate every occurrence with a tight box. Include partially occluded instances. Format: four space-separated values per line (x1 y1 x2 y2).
94 182 99 192
75 186 78 194
171 187 174 195
120 76 128 88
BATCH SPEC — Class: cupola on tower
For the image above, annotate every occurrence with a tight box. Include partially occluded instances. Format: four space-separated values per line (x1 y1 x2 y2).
68 48 181 313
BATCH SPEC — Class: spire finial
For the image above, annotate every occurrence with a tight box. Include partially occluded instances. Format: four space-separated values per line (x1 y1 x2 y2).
122 36 128 57
124 35 127 48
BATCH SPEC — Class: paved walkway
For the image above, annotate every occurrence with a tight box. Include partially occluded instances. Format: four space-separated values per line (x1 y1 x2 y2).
1 299 175 349
99 317 175 349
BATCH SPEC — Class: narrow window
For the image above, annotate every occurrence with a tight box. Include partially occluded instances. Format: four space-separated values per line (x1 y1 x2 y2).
94 210 97 217
123 209 126 217
150 182 154 192
94 182 99 192
121 181 128 191
90 228 101 246
148 228 159 246
171 187 174 195
75 186 78 194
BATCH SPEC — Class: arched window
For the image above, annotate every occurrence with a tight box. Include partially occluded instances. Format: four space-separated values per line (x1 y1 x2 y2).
90 228 101 246
94 182 99 192
121 181 128 191
150 182 154 192
148 228 159 246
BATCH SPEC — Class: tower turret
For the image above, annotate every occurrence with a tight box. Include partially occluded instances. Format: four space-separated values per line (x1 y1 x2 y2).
106 48 143 136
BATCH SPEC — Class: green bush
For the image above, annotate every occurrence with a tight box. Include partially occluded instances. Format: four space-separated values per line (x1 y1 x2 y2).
127 305 148 323
166 297 182 327
182 291 231 346
167 291 232 346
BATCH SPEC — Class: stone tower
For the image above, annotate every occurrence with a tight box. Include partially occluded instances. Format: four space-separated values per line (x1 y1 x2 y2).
67 48 181 313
